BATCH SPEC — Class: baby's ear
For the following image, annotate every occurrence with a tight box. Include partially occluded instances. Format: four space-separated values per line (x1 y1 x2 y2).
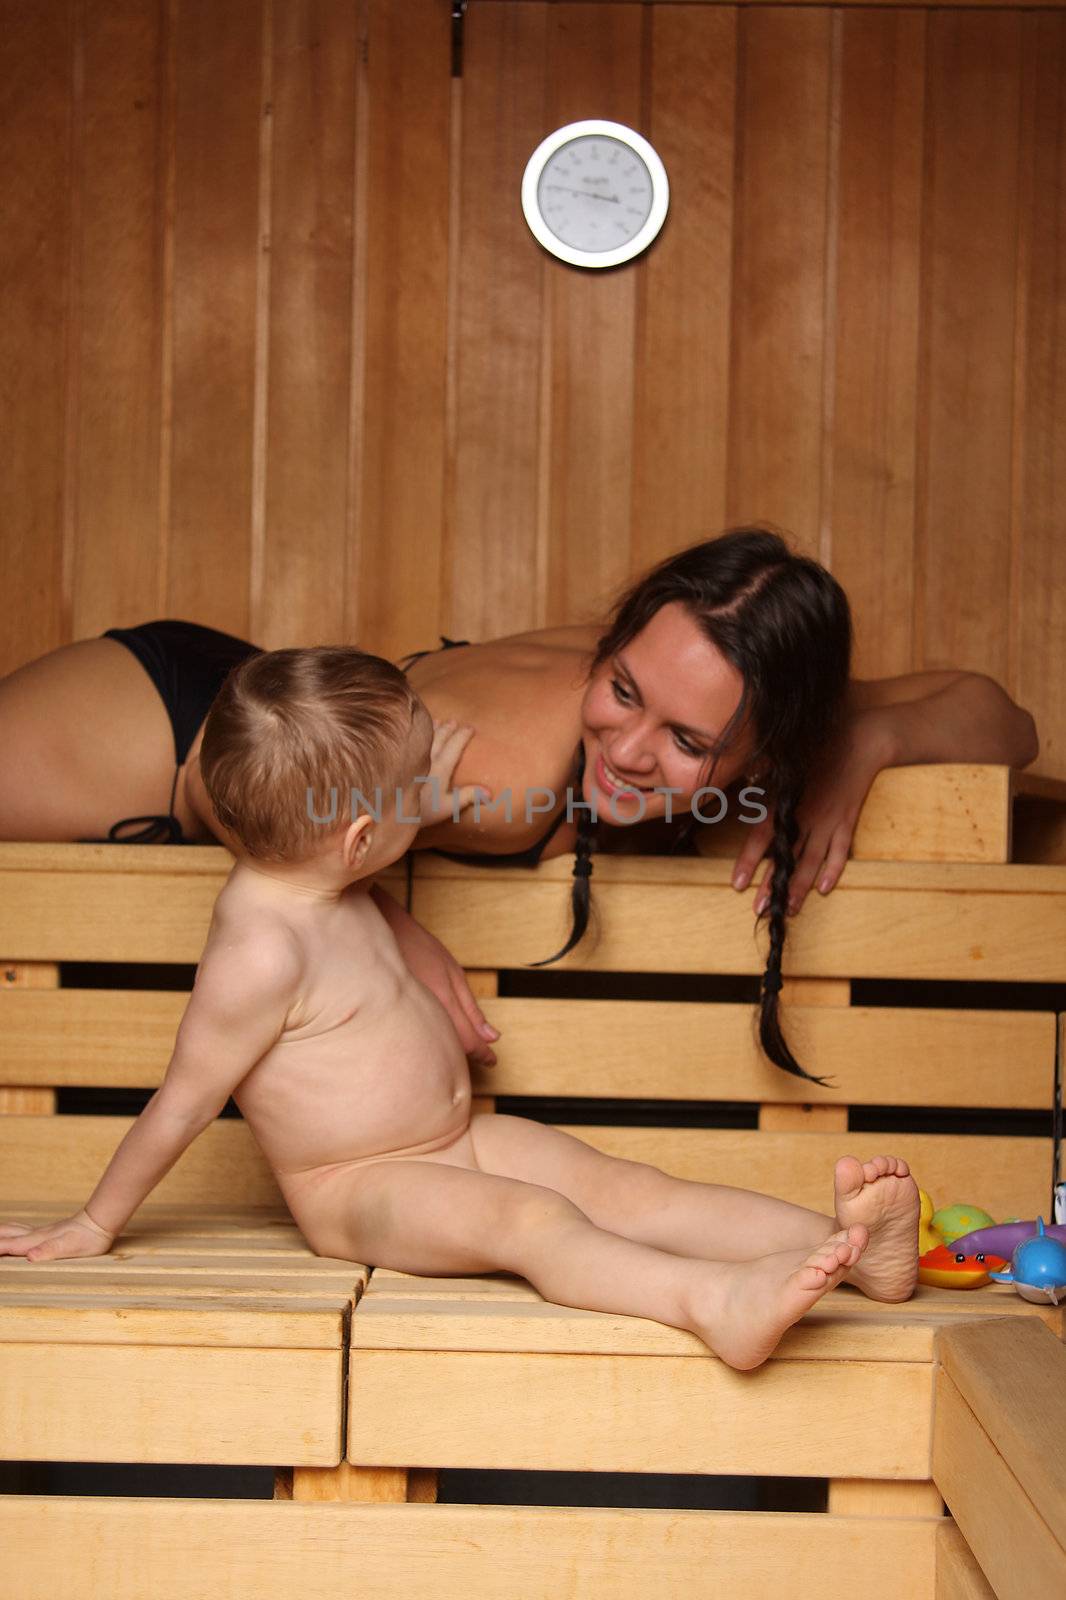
341 815 372 870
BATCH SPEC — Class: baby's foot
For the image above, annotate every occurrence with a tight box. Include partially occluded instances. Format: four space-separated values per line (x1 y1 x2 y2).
833 1155 919 1303
686 1226 868 1371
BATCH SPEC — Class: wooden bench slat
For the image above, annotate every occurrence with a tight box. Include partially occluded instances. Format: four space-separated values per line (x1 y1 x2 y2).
932 1369 1066 1600
0 1269 363 1299
0 1496 939 1600
350 1286 1063 1359
1 1118 1050 1219
2 990 1055 1109
346 1349 933 1476
0 1115 282 1206
935 1521 997 1600
0 1344 343 1464
0 1297 349 1347
935 1319 1066 1552
412 876 1066 980
553 1126 1052 1221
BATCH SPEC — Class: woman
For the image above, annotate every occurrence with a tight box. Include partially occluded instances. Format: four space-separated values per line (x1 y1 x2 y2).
0 528 1038 1081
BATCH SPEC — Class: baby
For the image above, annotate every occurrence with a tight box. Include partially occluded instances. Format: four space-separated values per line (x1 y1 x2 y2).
0 646 919 1371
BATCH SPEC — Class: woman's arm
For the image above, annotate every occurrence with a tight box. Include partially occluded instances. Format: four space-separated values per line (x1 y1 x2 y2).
734 669 1040 915
847 670 1039 770
371 884 500 1066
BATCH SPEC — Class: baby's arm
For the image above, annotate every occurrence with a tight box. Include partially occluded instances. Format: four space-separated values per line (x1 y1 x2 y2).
0 928 302 1263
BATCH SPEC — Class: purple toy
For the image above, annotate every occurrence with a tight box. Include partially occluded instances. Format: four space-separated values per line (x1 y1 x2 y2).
952 1219 1066 1257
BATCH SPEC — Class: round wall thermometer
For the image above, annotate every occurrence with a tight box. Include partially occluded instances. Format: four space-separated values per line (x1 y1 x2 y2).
521 120 669 269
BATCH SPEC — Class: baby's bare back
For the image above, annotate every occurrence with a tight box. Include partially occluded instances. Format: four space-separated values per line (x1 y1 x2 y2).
203 873 472 1235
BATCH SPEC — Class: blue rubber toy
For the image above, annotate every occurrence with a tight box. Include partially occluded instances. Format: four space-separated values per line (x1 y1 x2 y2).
987 1218 1066 1305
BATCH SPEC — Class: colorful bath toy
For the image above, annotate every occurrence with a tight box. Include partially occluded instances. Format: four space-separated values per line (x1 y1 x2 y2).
917 1242 1007 1290
930 1202 996 1245
952 1219 1066 1258
917 1190 942 1256
987 1218 1066 1305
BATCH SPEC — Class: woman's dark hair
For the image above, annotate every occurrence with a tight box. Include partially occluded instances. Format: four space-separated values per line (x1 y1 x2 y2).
534 526 852 1085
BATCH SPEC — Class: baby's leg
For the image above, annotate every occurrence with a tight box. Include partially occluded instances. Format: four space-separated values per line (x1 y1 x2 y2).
470 1113 835 1256
317 1158 866 1370
469 1114 918 1302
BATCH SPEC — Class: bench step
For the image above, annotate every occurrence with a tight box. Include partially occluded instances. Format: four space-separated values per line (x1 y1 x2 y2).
0 1496 944 1599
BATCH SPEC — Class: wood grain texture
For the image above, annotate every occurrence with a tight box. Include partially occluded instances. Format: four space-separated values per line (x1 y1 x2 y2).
830 9 924 676
916 12 1022 681
0 0 73 674
936 1318 1066 1552
932 1368 1066 1600
68 0 168 637
165 0 263 634
0 1342 343 1463
355 0 451 661
2 989 1054 1108
727 6 831 552
630 4 735 566
2 0 1064 793
935 1523 997 1600
543 2 643 627
0 1497 940 1600
348 1347 933 1476
445 1 548 645
256 0 359 649
1015 12 1066 778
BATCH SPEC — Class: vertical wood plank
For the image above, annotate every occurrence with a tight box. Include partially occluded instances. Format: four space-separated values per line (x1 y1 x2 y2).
630 4 736 571
758 976 849 1130
355 0 451 662
830 10 925 680
828 1479 944 1517
0 0 74 673
446 1 548 646
166 0 264 635
292 1463 437 1502
727 8 832 556
0 963 60 1116
69 0 168 639
916 12 1022 680
256 0 359 650
544 2 643 627
1016 13 1066 779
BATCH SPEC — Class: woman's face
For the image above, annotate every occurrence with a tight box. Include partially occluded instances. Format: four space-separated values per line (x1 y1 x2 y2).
580 601 753 824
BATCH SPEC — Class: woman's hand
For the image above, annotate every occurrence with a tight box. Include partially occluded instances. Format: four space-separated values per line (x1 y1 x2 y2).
418 720 492 827
732 709 892 915
0 1208 114 1262
370 887 500 1067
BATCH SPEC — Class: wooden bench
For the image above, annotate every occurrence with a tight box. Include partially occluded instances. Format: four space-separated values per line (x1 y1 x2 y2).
1 763 1065 1597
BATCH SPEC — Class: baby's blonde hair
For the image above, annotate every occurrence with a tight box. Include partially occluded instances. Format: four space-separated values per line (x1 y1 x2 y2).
200 646 421 861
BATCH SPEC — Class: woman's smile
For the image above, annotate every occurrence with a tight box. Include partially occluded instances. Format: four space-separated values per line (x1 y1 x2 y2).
594 749 656 797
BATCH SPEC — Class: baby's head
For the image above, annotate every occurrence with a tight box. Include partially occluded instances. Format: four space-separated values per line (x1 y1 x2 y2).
200 645 432 872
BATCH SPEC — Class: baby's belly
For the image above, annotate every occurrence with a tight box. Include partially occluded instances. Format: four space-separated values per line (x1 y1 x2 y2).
235 1002 472 1190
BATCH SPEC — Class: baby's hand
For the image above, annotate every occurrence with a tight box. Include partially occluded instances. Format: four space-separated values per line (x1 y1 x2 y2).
420 720 492 825
0 1209 114 1262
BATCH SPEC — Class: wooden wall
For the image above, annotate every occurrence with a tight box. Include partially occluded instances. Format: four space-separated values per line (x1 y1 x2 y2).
2 0 1064 772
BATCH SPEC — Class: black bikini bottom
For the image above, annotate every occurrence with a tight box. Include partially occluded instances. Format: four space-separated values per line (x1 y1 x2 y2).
91 619 260 843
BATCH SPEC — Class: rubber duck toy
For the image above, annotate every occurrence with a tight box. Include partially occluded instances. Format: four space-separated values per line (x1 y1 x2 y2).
987 1219 1066 1305
918 1190 941 1255
917 1190 1006 1289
